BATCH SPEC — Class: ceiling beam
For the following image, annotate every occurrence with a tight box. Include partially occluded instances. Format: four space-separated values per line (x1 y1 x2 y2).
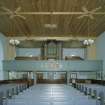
1 12 105 15
7 36 96 41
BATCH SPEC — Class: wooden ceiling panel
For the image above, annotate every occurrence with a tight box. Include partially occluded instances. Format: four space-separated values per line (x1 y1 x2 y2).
0 0 105 37
0 0 105 12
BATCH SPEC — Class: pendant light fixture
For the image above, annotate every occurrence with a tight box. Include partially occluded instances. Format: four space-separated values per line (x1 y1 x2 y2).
9 39 20 46
83 18 94 46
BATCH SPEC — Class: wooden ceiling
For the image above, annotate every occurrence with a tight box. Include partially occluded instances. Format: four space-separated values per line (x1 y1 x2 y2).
0 0 105 37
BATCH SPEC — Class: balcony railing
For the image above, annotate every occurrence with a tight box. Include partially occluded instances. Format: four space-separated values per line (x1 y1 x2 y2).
3 60 103 72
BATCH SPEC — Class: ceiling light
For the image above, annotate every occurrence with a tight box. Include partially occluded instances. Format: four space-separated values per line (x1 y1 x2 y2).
83 39 94 46
88 39 94 44
82 16 94 46
9 39 20 46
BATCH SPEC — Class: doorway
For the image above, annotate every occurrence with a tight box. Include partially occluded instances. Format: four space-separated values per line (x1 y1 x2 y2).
36 72 67 84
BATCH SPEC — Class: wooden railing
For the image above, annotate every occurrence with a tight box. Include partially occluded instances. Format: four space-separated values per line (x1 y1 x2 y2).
65 56 84 60
0 79 34 87
3 60 102 71
72 79 105 85
15 56 42 60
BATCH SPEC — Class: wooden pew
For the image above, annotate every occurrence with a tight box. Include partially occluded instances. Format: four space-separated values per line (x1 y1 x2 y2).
97 92 105 105
0 92 3 105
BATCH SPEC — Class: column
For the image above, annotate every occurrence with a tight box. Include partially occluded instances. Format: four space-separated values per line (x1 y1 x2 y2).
67 72 70 85
33 72 37 84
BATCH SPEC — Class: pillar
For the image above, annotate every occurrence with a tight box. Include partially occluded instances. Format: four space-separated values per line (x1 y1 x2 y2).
67 72 70 85
33 72 37 84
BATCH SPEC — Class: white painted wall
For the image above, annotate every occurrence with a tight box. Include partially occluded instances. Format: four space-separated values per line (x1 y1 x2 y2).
96 32 105 79
86 44 96 60
16 48 41 57
0 33 8 80
63 48 85 59
0 40 4 79
77 72 96 79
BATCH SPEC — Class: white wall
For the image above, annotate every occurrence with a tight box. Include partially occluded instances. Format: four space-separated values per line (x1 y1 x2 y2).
6 39 16 60
86 43 96 60
0 40 4 79
77 72 96 79
16 48 41 57
0 33 8 80
63 48 85 59
96 32 105 79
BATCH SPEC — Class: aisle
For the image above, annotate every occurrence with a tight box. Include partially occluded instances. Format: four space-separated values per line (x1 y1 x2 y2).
7 84 96 105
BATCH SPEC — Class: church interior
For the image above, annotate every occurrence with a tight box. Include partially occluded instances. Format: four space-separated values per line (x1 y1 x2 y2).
0 0 105 105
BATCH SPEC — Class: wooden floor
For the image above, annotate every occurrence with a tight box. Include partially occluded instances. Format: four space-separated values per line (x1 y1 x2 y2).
7 84 97 105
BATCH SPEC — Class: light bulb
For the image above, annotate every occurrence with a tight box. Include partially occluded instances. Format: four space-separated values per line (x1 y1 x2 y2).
83 40 89 45
9 39 20 45
83 39 94 46
88 39 94 44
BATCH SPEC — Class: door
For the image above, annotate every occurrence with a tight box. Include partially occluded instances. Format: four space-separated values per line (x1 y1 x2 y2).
36 72 67 84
